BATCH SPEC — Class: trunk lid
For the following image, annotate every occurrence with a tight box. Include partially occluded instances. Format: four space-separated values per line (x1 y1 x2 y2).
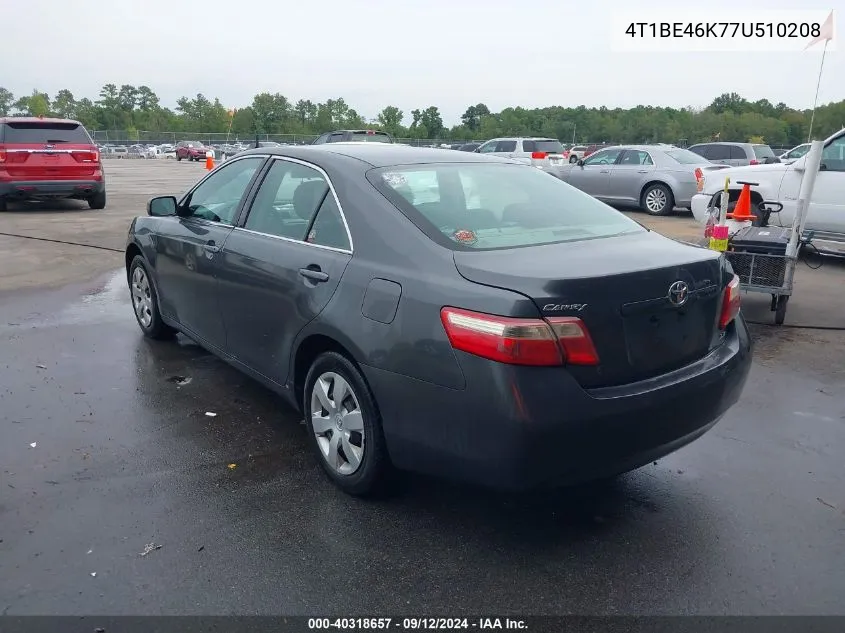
452 230 727 388
1 120 98 180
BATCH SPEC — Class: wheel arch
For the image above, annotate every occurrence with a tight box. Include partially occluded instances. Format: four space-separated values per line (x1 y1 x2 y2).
293 333 368 414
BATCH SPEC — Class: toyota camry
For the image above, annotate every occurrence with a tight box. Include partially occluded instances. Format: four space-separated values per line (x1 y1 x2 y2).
125 143 752 495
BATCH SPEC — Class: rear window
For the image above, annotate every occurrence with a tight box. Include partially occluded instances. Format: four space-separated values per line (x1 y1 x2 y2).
524 139 563 153
350 131 392 143
752 144 775 159
665 149 708 164
368 163 643 251
2 121 91 144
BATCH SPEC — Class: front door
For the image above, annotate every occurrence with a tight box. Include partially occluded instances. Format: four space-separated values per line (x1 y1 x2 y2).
607 149 655 203
567 147 621 198
217 157 353 385
153 156 266 350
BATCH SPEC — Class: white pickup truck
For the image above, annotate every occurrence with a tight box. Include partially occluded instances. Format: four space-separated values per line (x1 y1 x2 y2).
690 127 845 255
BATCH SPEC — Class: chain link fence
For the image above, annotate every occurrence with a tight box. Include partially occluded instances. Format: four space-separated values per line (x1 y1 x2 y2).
91 130 475 147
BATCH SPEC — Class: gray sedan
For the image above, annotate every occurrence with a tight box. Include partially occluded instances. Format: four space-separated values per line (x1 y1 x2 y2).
125 144 751 496
558 145 728 215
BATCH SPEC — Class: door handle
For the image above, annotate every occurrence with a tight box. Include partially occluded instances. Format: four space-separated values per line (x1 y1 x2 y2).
637 169 649 173
203 241 220 253
299 267 329 282
600 170 609 173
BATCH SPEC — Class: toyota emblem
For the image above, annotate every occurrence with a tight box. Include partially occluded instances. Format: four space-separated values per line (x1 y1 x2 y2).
667 281 690 307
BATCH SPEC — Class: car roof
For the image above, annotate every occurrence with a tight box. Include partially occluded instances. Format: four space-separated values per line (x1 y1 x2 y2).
0 116 83 125
236 143 516 167
689 141 752 146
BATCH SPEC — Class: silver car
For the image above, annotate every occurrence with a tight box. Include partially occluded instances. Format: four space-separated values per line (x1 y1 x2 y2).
558 144 728 215
688 141 778 167
475 137 567 176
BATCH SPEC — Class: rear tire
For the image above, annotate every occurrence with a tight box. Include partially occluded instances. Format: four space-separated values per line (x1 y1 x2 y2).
569 155 579 164
128 256 176 340
641 183 674 216
177 155 182 162
88 190 106 210
304 351 392 497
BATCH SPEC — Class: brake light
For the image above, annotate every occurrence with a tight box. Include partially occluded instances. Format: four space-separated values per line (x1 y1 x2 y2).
71 147 100 163
749 159 759 165
719 275 741 329
440 307 600 366
695 167 704 192
563 150 570 158
531 151 547 159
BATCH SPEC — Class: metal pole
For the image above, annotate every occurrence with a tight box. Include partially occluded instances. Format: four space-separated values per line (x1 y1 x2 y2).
807 39 828 142
786 139 824 258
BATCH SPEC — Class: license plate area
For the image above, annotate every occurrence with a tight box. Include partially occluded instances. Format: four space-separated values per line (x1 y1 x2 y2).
622 304 709 373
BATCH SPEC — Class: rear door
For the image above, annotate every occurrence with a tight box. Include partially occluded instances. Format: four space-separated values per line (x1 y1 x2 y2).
727 144 748 166
217 157 353 385
1 121 97 181
607 149 655 202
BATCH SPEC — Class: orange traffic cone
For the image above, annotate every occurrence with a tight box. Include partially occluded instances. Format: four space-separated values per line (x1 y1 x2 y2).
727 181 757 221
205 150 214 171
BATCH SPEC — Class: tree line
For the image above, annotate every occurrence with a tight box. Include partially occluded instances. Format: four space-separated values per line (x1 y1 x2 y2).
0 84 843 146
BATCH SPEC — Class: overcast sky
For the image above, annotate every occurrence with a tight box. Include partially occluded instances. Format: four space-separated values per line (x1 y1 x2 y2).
5 0 842 125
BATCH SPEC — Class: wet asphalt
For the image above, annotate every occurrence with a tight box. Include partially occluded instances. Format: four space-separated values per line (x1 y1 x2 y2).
1 270 844 616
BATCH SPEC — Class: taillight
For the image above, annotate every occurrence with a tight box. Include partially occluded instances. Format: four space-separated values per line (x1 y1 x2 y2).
749 159 759 165
531 151 547 159
695 167 704 192
0 145 6 163
719 275 741 329
71 148 100 163
440 307 600 367
563 150 570 158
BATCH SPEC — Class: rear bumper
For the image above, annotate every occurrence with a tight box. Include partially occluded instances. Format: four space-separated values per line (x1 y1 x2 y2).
0 179 105 199
363 316 752 491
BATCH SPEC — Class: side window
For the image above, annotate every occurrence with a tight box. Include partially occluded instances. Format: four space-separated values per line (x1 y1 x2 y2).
729 145 747 160
185 157 263 225
619 150 652 165
306 195 351 250
688 145 707 158
521 140 536 153
313 134 329 145
821 135 845 172
496 140 517 152
707 145 731 160
583 148 621 165
329 133 345 143
244 160 329 240
477 140 499 154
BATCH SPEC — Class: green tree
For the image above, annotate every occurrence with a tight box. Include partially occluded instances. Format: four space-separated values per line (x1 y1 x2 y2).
52 89 77 118
0 87 13 116
377 106 404 135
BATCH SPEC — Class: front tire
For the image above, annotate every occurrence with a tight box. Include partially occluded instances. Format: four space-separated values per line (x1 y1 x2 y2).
128 256 176 340
569 155 579 164
641 183 674 216
304 352 391 496
88 190 106 210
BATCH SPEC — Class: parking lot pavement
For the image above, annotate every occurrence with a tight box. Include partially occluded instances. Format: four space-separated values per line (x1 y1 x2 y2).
1 160 844 615
0 270 844 615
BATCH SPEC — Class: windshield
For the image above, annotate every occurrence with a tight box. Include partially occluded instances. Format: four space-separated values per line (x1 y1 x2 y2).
368 162 643 251
753 144 775 159
665 149 709 165
2 122 91 144
350 131 392 143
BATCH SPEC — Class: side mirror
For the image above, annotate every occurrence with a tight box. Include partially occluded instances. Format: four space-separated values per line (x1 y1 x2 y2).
577 159 585 166
148 196 178 217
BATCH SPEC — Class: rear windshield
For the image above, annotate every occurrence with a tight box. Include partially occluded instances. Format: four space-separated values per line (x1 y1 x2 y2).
752 144 775 159
2 122 91 144
665 149 709 164
367 163 643 251
525 139 564 153
350 131 392 143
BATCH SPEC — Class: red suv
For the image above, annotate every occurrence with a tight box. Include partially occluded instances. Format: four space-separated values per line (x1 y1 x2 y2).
0 117 105 211
175 141 211 162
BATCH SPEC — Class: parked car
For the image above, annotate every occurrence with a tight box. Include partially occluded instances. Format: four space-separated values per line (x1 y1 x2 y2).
779 143 811 165
691 128 845 255
111 145 128 158
457 142 482 152
567 145 589 163
176 141 211 162
475 137 567 176
312 130 393 144
0 117 106 211
688 142 779 166
557 144 729 215
126 143 751 495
